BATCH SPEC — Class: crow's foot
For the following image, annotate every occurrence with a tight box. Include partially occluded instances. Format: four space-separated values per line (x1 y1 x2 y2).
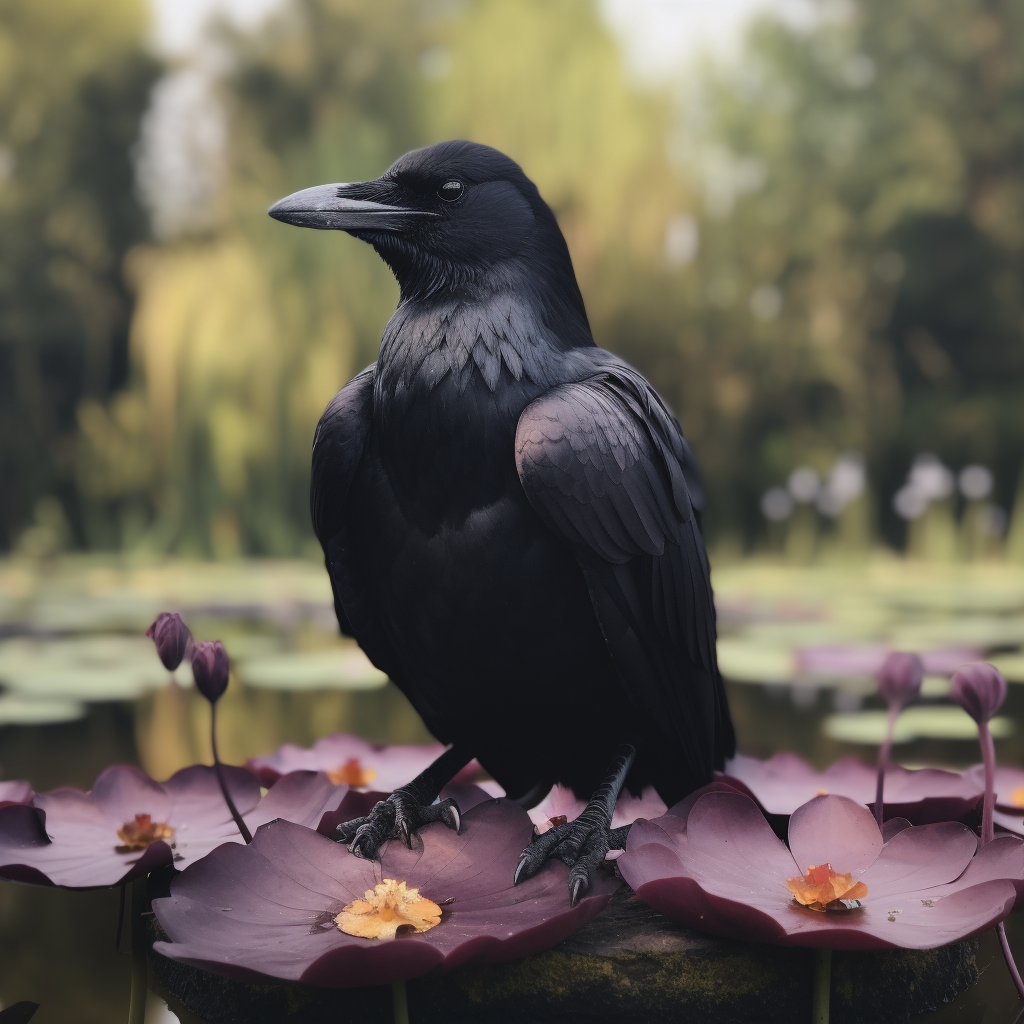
514 816 629 906
514 743 637 906
333 791 461 859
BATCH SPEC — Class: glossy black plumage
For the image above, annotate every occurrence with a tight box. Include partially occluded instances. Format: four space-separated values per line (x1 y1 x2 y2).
279 140 734 807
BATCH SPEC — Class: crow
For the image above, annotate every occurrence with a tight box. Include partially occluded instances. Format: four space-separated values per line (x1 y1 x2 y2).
269 140 734 903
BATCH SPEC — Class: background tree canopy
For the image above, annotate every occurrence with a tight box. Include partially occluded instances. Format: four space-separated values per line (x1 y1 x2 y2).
2 0 1023 559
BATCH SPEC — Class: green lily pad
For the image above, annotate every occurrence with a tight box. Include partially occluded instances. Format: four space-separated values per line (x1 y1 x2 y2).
824 706 1014 745
236 647 387 690
991 654 1024 683
717 640 794 683
0 636 188 700
0 695 85 725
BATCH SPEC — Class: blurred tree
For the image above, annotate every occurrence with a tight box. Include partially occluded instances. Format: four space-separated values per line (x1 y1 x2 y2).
115 0 429 556
0 0 159 551
671 0 1024 548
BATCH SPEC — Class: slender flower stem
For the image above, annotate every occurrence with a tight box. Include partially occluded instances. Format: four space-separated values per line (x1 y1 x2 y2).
127 876 148 1024
980 721 995 846
392 980 410 1024
999 923 1024 1001
978 720 1023 1000
874 707 899 828
813 948 831 1024
210 703 252 844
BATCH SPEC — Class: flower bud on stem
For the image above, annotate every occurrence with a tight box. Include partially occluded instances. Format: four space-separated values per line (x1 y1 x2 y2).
191 640 251 844
951 662 1023 1001
210 702 252 844
874 653 922 828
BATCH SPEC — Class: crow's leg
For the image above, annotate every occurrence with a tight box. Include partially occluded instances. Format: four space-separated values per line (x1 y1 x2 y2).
514 743 635 906
333 745 472 859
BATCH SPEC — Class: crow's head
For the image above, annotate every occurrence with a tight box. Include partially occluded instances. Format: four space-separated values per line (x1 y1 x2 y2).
269 141 583 309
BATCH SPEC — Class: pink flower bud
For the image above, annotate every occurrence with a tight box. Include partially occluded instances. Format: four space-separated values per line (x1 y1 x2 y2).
951 662 1007 724
191 641 230 704
877 652 923 711
145 612 192 672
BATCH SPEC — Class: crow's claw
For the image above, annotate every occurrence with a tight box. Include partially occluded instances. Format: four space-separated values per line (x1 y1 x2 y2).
332 793 461 859
514 814 619 904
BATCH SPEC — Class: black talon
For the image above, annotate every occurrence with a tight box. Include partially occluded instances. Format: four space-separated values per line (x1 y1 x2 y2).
514 854 530 886
570 876 584 907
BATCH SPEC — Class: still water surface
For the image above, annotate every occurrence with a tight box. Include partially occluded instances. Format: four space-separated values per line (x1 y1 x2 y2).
2 556 1024 1022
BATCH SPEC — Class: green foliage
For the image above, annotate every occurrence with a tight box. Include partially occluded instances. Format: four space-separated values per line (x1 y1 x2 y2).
7 0 1024 558
0 0 159 550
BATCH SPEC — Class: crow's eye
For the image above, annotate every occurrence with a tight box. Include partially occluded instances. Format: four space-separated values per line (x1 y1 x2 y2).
438 180 464 202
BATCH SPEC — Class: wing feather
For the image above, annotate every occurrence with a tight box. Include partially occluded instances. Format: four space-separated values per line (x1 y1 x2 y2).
516 366 733 793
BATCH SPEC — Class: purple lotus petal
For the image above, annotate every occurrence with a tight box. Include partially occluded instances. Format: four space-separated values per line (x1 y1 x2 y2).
621 792 1020 950
245 734 453 791
153 801 619 988
527 784 667 837
0 781 33 810
857 822 977 897
0 764 348 888
724 753 983 824
795 644 981 678
789 795 883 874
964 765 1024 813
723 752 877 816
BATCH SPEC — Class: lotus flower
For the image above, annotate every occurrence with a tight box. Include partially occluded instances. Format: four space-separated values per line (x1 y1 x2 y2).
795 644 982 678
246 734 455 791
0 781 32 810
722 752 981 825
0 765 348 888
152 795 619 988
619 791 1022 949
965 765 1024 835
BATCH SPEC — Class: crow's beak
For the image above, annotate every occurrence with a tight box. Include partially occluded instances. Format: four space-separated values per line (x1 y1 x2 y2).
268 183 436 231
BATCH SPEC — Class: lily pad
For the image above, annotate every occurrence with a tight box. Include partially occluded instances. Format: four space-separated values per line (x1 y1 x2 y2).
0 636 188 700
236 647 387 690
716 640 793 683
0 695 85 725
991 654 1024 683
823 706 1014 745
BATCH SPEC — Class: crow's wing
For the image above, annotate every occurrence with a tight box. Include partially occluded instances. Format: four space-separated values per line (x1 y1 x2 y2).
515 364 733 791
311 365 403 680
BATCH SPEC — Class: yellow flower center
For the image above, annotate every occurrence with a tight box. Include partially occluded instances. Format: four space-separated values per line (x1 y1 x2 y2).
786 862 868 913
326 758 378 788
1009 787 1024 810
335 879 442 940
115 813 174 853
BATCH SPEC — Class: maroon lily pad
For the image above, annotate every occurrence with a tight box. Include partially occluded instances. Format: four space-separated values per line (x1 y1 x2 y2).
153 799 619 988
723 752 982 824
0 765 348 889
0 780 32 810
619 791 1020 950
245 734 481 791
795 644 982 677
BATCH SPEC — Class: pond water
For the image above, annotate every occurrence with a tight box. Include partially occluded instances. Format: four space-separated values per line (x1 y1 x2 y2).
2 555 1024 1022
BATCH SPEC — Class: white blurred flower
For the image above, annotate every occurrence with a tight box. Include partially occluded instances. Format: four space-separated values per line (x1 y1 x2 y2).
761 487 794 522
814 452 866 517
908 453 954 502
787 467 820 503
893 485 929 520
958 464 993 501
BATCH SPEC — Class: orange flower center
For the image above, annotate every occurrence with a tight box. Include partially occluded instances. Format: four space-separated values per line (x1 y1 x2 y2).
115 814 174 853
326 758 378 788
335 879 442 940
786 862 867 912
1010 787 1024 810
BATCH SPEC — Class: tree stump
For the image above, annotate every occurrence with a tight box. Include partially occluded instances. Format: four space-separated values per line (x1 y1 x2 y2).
149 888 978 1024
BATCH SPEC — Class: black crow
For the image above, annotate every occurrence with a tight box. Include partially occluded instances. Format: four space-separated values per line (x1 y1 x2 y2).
269 141 734 903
